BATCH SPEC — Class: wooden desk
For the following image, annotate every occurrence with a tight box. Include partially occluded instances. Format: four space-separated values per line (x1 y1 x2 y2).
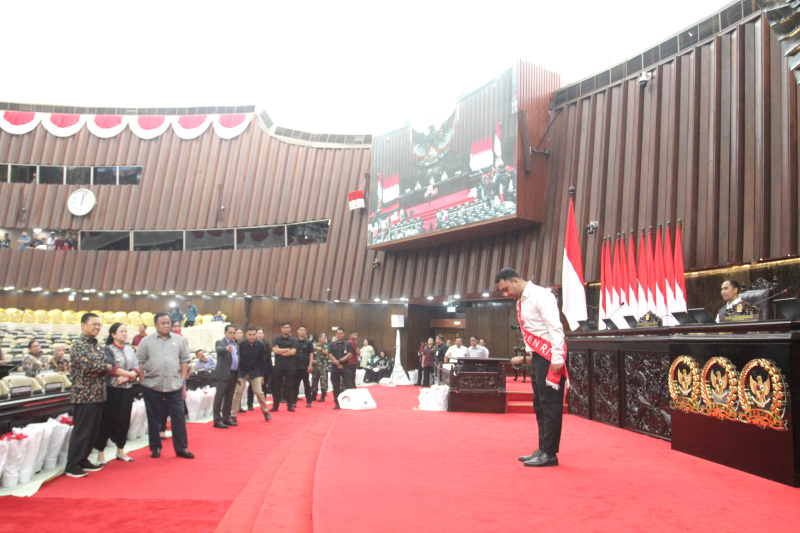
566 321 800 486
437 358 507 413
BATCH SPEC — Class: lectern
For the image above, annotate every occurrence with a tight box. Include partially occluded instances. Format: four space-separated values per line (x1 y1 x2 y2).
436 358 507 413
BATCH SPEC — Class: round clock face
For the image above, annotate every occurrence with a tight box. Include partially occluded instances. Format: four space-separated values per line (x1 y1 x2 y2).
67 188 97 216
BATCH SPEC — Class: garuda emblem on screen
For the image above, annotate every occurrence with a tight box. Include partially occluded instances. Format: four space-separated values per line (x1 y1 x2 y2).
411 111 456 166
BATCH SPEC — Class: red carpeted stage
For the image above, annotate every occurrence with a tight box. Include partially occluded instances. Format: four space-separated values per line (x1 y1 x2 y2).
5 385 799 532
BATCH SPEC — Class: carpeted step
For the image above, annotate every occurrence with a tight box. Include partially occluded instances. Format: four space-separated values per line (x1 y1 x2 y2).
507 391 533 402
506 402 535 414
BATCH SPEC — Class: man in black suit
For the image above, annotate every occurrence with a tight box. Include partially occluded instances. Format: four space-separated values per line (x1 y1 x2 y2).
212 324 239 429
271 322 298 412
231 326 272 423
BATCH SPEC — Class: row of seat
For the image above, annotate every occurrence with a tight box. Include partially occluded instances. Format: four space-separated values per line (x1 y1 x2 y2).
1 373 72 400
0 309 226 325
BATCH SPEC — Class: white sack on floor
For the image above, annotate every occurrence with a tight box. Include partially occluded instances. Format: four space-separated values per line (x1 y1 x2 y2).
406 370 418 385
355 369 367 386
0 440 8 482
200 386 215 418
1 434 29 487
57 423 73 468
127 399 147 441
418 384 450 411
338 388 377 410
185 388 204 421
44 418 70 470
13 424 44 484
379 377 396 387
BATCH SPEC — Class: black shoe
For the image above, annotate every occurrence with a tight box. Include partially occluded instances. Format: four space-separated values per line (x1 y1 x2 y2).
65 467 88 478
225 418 238 426
518 449 543 462
213 421 229 429
287 406 295 412
291 403 296 408
239 408 246 413
80 460 103 472
270 406 279 412
176 449 195 459
151 449 161 458
306 402 312 408
319 396 326 402
247 406 254 411
263 410 272 421
524 452 558 467
333 405 340 410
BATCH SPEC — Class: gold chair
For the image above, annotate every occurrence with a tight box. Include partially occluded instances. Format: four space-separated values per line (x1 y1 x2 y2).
140 312 155 326
1 375 44 396
35 372 72 393
127 311 141 325
0 308 7 322
113 311 129 325
49 309 64 324
35 309 50 324
22 310 36 323
8 308 23 322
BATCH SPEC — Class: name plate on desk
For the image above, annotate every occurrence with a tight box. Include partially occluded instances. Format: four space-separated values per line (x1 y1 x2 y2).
720 314 759 323
636 322 661 328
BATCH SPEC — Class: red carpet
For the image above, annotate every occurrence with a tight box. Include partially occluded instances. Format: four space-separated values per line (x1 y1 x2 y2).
4 386 800 532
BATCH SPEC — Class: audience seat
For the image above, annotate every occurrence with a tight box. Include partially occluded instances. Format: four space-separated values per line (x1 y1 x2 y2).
62 310 77 324
49 309 64 324
113 311 129 325
0 379 8 399
7 308 23 322
141 312 155 326
200 314 213 324
0 309 7 321
23 310 36 323
1 375 44 397
34 310 49 323
36 372 72 393
127 311 141 325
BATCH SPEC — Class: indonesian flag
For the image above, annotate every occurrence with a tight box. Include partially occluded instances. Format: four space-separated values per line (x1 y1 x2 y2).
637 229 649 315
561 197 587 331
663 224 677 325
654 227 668 319
598 239 608 329
604 236 614 322
612 237 622 311
626 232 639 320
348 190 365 210
674 224 688 312
381 173 399 204
645 229 656 313
494 120 502 162
610 236 632 328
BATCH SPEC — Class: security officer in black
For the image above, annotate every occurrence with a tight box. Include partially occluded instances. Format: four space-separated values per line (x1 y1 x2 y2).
294 325 315 408
327 328 354 410
271 322 298 412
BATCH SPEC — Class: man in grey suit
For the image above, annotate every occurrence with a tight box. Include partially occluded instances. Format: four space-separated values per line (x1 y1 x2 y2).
212 324 239 429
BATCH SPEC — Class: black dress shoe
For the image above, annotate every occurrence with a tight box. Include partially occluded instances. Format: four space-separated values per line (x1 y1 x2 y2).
518 449 543 462
333 405 340 410
291 403 296 408
270 406 279 412
224 418 238 426
239 408 246 413
151 449 161 458
176 450 195 459
213 421 229 429
524 452 558 467
306 402 312 408
247 406 254 411
319 397 326 402
287 406 295 412
263 410 272 421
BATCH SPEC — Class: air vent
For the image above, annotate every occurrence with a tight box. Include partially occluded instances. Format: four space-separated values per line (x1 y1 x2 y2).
679 27 700 50
642 45 660 68
720 3 743 29
580 78 596 96
698 16 719 41
741 0 757 17
595 70 611 88
659 36 679 59
626 55 643 75
567 84 580 101
610 63 626 83
553 89 568 106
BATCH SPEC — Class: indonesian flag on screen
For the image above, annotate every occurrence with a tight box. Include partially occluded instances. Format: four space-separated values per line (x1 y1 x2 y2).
382 174 399 204
348 190 365 210
561 197 587 331
494 120 502 161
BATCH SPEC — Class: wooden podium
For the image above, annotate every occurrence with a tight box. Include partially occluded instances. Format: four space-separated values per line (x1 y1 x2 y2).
436 358 507 413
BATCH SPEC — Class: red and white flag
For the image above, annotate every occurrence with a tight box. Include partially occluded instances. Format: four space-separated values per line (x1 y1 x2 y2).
599 239 608 329
673 223 688 312
654 226 668 318
561 196 587 331
348 190 365 210
626 232 639 320
637 230 649 315
381 173 400 204
494 120 502 162
663 224 677 325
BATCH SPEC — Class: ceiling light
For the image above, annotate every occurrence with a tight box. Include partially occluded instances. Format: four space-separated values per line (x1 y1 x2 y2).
482 292 490 297
169 290 174 294
443 302 449 305
221 291 227 295
136 291 142 295
334 299 340 303
214 292 220 296
427 296 433 300
349 298 356 302
454 294 460 299
382 300 388 304
374 298 380 302
231 292 237 296
188 292 193 296
143 290 148 294
161 292 167 295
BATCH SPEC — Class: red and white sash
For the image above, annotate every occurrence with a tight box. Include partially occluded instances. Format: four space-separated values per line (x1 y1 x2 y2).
517 300 569 390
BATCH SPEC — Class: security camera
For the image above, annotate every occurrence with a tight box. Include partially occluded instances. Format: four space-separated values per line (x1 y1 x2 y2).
639 71 652 88
372 258 381 269
586 221 599 235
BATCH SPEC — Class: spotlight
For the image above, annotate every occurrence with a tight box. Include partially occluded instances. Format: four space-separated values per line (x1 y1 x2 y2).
349 298 356 302
453 295 460 299
482 292 490 297
382 300 388 304
374 298 380 302
427 296 433 300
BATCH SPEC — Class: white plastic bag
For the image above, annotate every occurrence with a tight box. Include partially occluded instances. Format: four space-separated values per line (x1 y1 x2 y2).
418 384 450 411
127 399 147 440
338 388 377 410
379 377 396 387
1 434 29 487
407 370 418 385
355 369 367 386
44 418 70 470
0 440 8 481
31 422 53 473
14 424 44 484
201 386 215 418
57 424 73 467
185 389 204 421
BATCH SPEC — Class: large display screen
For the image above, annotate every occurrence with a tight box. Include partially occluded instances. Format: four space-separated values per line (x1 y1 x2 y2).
368 69 517 246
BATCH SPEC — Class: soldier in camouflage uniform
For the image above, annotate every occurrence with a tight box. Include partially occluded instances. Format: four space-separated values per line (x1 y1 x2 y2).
311 333 330 402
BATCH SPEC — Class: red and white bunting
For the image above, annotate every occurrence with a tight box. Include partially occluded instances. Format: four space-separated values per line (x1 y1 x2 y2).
41 113 87 137
128 115 173 140
172 114 212 140
212 113 253 140
0 111 41 134
87 115 130 138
